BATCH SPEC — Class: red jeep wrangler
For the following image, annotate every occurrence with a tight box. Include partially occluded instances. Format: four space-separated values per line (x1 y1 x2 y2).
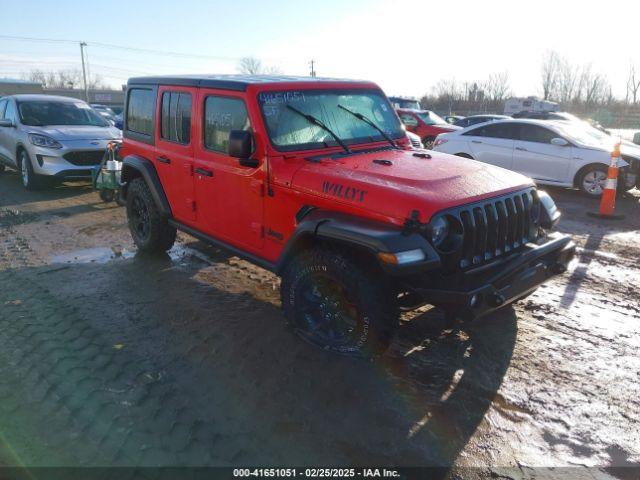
120 75 575 357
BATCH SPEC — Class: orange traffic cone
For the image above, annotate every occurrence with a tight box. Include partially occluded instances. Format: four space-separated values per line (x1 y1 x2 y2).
588 142 624 220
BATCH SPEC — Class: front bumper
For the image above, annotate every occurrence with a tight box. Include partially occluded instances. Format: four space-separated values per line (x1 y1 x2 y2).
413 232 576 319
28 139 114 178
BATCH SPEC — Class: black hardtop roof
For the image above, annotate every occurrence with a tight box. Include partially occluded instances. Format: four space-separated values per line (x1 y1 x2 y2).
127 74 376 91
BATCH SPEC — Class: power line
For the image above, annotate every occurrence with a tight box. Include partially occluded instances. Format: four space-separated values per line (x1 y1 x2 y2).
0 34 241 62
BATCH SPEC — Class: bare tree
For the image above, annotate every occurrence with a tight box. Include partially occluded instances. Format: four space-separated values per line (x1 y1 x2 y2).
23 69 105 89
627 65 640 105
483 72 511 102
236 57 282 75
557 58 578 103
540 51 561 100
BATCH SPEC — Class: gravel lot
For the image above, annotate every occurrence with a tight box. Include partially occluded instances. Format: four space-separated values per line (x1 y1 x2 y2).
0 169 638 478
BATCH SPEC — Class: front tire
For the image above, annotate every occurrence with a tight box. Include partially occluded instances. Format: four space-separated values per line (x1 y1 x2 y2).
280 248 398 358
126 178 176 253
19 150 43 191
578 165 608 197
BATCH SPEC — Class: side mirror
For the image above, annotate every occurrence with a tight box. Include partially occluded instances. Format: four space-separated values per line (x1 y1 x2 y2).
228 130 258 167
550 137 569 147
0 119 14 128
633 132 640 146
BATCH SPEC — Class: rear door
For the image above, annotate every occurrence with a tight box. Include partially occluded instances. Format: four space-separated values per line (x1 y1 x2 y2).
512 124 572 182
155 87 196 222
464 122 517 170
193 90 265 250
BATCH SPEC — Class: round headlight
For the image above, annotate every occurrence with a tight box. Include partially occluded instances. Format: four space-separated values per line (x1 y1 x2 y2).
430 216 449 247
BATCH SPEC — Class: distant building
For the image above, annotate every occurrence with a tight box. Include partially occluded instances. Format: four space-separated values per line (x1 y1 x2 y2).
0 78 43 95
0 78 125 108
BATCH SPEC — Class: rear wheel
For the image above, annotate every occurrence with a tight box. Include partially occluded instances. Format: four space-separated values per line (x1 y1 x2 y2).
280 248 398 358
126 178 176 253
19 150 44 191
0 164 5 174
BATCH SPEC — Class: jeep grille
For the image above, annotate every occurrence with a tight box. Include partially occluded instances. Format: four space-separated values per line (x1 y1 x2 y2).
438 188 540 269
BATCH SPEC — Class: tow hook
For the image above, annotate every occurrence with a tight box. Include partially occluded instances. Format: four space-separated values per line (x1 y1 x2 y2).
488 293 506 307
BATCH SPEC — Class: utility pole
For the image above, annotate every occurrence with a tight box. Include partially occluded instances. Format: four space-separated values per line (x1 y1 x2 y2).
309 59 316 78
79 42 89 102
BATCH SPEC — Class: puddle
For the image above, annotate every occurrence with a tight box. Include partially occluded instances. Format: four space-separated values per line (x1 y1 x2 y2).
50 247 135 264
0 208 38 227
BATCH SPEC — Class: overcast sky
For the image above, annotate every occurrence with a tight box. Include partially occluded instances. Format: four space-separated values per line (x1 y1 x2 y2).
1 0 638 99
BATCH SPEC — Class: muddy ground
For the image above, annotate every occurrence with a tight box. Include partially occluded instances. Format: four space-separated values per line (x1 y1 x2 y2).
0 169 638 478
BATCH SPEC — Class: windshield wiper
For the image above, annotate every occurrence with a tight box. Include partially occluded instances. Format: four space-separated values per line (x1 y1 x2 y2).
285 105 351 154
338 104 399 149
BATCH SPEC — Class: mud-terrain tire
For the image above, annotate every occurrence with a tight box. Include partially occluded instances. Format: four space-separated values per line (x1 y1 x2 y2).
280 248 398 358
126 178 176 253
19 150 44 191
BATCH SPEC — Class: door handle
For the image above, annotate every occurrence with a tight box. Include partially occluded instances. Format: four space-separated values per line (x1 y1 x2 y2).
471 140 482 144
194 167 213 177
515 146 527 151
157 156 171 164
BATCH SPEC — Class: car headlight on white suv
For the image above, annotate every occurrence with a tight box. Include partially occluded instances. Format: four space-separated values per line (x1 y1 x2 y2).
28 133 63 149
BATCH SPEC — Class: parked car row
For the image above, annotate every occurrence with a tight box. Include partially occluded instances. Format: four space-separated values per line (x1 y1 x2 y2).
392 101 639 197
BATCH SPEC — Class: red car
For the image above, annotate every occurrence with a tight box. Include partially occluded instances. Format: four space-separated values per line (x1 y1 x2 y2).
396 108 461 148
119 75 574 357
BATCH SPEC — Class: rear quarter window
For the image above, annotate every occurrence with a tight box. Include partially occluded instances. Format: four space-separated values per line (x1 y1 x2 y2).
125 88 156 141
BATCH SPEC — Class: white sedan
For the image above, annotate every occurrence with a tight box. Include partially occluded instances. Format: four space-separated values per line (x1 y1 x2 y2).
432 119 640 197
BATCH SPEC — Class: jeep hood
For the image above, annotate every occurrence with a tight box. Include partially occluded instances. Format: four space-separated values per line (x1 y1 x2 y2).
27 125 121 141
290 149 534 223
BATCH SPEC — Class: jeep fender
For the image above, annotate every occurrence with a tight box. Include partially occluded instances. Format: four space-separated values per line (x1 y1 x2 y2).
275 209 441 275
121 155 172 217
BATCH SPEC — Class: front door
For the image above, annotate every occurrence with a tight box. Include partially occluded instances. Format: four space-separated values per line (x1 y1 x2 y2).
155 87 196 223
512 124 572 182
193 91 264 251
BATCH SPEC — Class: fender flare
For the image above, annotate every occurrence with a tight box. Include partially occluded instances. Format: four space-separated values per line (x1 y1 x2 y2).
275 208 441 275
121 155 172 217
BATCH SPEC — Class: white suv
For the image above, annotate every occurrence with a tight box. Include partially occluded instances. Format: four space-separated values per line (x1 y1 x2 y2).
433 119 640 197
0 94 121 190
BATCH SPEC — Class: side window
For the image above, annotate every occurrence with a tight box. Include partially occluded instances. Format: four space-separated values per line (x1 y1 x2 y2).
399 113 418 127
0 99 7 119
160 91 192 144
519 125 557 144
204 96 250 154
470 123 517 139
4 101 17 123
126 88 155 136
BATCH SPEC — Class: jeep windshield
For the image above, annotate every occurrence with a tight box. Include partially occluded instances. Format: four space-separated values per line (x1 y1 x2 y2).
258 89 404 152
17 100 109 127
